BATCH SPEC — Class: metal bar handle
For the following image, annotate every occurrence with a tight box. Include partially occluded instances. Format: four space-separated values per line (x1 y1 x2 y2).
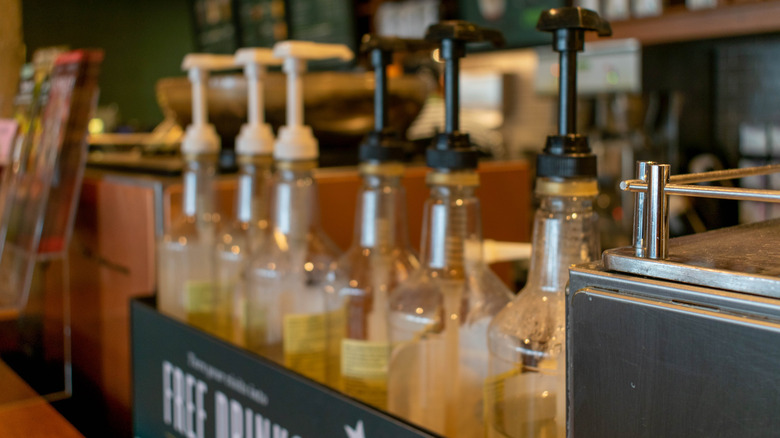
624 161 780 260
623 181 780 203
621 163 780 204
669 162 780 184
622 162 780 190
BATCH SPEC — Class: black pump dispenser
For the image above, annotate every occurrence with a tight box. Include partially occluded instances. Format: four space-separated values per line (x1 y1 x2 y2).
536 7 611 179
423 21 505 171
358 35 435 163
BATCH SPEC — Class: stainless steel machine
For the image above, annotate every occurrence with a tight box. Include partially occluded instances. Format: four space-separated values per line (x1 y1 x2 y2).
567 161 780 437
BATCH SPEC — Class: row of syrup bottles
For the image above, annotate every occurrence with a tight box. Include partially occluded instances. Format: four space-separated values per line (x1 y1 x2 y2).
157 7 611 437
157 41 354 375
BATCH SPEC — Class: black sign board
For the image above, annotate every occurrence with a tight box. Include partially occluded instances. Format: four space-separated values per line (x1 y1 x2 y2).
132 298 440 438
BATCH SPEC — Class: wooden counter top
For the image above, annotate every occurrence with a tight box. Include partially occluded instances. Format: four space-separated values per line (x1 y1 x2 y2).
0 361 83 437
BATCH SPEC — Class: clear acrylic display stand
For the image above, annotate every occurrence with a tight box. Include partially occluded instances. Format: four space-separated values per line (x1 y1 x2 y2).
0 50 102 405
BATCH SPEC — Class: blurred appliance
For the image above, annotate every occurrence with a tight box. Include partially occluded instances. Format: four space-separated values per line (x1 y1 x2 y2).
534 38 641 96
738 122 780 224
567 161 780 436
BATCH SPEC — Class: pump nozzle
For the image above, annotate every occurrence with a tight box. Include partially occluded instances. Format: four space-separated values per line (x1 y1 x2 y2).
272 41 354 162
424 21 505 171
234 48 282 156
536 7 611 179
359 35 436 163
180 54 236 156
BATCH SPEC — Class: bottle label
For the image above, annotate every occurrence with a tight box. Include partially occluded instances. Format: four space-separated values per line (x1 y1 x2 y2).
341 339 389 410
230 281 245 346
283 312 328 383
185 280 213 314
326 308 346 387
244 304 269 349
185 280 234 340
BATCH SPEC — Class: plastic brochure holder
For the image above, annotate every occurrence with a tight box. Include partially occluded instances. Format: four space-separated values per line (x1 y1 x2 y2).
0 49 103 404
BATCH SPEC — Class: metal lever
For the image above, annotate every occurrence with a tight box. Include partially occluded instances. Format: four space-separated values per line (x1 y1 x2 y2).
359 35 436 132
537 7 612 136
534 7 610 181
624 161 780 260
425 20 505 134
423 20 504 171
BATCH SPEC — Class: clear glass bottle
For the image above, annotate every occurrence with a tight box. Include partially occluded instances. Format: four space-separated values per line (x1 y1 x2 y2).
387 171 513 438
158 153 229 337
486 179 599 438
245 160 341 383
215 154 273 345
324 162 419 408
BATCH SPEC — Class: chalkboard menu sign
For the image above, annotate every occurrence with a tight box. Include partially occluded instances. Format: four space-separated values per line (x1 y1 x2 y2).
192 0 240 53
239 0 288 47
190 0 354 55
458 0 564 48
287 0 356 49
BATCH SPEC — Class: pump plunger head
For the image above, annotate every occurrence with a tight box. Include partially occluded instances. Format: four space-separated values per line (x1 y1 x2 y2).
536 7 611 179
424 21 505 171
180 54 236 156
272 41 354 162
358 35 435 163
234 48 282 156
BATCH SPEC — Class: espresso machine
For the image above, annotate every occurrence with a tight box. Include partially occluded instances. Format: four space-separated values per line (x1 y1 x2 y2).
567 161 780 436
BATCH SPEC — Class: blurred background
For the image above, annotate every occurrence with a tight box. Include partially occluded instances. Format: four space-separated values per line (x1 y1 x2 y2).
5 0 778 234
2 0 780 435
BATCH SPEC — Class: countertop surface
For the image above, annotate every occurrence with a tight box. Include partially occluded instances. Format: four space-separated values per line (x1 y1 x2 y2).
0 361 83 437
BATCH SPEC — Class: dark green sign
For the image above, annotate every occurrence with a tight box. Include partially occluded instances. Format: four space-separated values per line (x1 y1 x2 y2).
132 298 440 438
458 0 564 49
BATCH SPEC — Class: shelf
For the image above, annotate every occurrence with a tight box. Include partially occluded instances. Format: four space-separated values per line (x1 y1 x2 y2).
588 1 780 45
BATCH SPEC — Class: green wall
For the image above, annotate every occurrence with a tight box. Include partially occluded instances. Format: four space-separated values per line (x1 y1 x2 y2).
22 0 195 130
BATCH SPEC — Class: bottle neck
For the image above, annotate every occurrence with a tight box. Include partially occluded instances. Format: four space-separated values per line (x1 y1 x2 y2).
524 179 600 295
270 161 320 238
419 181 483 276
352 170 409 250
182 154 217 222
235 156 273 226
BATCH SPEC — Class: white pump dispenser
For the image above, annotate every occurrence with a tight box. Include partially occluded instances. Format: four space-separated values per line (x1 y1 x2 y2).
213 49 281 345
180 54 236 155
244 41 353 382
271 41 354 161
157 53 235 338
234 49 281 155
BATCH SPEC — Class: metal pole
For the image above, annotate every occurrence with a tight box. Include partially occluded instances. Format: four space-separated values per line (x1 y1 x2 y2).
559 50 577 136
623 181 780 203
670 162 780 184
633 161 654 257
557 29 577 136
646 163 670 259
621 163 780 190
664 184 780 202
372 49 388 132
443 39 459 133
